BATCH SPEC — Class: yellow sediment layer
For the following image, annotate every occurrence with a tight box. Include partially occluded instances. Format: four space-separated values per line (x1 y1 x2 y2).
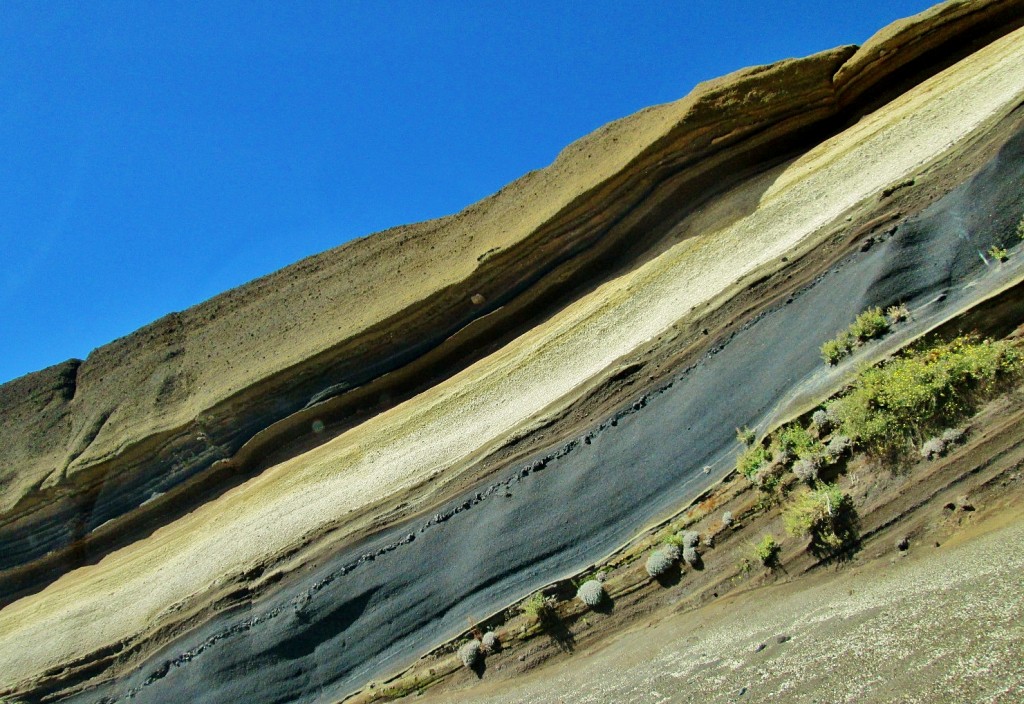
2 26 1024 691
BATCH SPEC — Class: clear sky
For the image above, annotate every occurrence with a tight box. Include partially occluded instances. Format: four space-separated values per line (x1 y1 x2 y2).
0 1 936 384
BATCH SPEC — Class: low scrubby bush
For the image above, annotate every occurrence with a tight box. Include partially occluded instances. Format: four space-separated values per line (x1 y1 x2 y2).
754 534 780 566
988 245 1009 262
682 545 701 567
825 434 851 460
576 579 605 608
682 531 700 548
646 544 681 578
721 510 734 527
481 631 500 653
783 483 856 552
821 306 897 365
459 640 482 668
522 592 555 626
792 455 821 484
919 436 945 459
941 427 965 445
828 335 1022 457
811 409 832 434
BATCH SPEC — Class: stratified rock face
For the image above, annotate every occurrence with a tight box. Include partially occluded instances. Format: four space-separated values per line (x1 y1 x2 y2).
2 2 1024 703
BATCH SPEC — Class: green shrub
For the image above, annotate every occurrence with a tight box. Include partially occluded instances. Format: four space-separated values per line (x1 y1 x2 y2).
829 335 1022 456
821 306 901 365
778 424 824 459
783 484 855 551
522 592 556 626
1017 213 1024 239
662 533 685 548
737 443 770 481
754 534 781 566
821 335 852 365
988 245 1008 262
849 307 890 342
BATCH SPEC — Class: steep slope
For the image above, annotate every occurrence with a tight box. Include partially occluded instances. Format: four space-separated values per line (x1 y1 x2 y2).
2 2 1024 703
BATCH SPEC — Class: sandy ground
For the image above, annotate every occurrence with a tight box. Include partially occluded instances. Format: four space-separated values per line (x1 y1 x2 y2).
442 513 1024 704
2 26 1024 694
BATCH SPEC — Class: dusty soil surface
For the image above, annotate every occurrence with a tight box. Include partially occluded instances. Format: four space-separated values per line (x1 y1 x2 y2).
443 504 1024 704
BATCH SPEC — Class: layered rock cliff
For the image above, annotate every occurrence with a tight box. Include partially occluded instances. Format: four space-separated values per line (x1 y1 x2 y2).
2 1 1024 702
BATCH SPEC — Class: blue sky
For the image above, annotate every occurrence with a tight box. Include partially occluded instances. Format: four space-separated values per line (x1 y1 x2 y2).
0 1 935 384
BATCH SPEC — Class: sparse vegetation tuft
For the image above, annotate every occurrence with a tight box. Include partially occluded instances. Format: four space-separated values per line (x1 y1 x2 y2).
737 426 756 446
886 303 910 324
811 409 832 433
919 436 946 460
988 245 1008 262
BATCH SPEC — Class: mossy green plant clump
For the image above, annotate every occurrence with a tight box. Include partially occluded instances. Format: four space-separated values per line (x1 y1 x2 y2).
828 335 1022 457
